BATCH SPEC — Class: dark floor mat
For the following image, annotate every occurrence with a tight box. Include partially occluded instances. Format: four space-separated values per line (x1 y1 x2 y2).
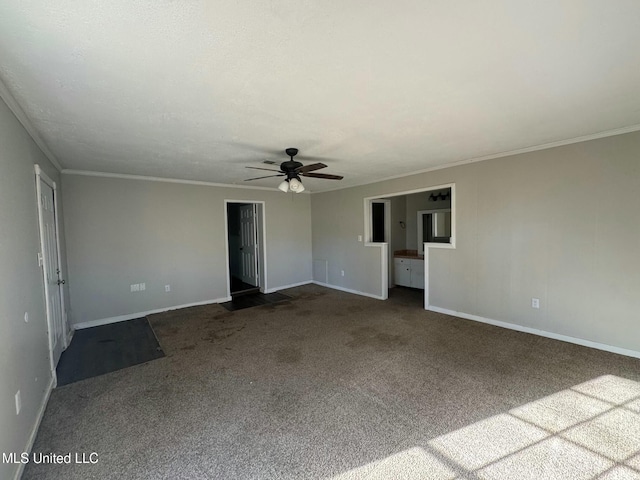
56 317 165 386
221 292 291 311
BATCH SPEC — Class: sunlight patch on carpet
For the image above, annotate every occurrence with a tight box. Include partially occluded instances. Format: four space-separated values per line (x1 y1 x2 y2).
331 375 640 480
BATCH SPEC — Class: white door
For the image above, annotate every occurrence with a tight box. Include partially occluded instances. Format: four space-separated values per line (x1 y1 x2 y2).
239 204 258 287
36 170 66 370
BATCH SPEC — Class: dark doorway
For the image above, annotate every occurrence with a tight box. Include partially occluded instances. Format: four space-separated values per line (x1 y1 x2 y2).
227 203 260 295
372 202 385 242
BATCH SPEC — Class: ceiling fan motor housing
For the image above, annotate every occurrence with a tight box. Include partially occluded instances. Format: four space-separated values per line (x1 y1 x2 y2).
280 160 303 179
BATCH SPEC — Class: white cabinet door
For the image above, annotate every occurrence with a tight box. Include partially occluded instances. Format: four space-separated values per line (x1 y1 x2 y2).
394 258 411 287
410 259 425 289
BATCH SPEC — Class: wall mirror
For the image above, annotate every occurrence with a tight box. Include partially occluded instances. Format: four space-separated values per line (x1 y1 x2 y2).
417 187 454 254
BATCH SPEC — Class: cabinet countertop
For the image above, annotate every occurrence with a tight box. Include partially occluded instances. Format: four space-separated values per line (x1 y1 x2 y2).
393 250 424 260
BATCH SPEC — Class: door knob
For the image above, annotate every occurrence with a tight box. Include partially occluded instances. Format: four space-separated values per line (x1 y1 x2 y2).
57 279 66 285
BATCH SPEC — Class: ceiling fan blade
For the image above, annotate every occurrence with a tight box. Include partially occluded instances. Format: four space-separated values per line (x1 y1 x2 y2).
244 174 285 181
246 166 282 172
301 172 344 180
296 162 327 173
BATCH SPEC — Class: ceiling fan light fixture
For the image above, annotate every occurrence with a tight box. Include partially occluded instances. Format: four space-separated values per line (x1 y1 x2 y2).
278 179 290 192
289 177 304 193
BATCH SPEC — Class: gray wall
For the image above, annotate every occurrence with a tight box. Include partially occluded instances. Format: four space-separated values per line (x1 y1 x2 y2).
312 131 640 352
311 188 387 296
0 97 69 480
62 175 312 325
389 195 407 256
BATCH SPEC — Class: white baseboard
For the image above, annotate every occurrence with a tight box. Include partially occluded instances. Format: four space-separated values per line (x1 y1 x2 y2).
312 281 385 300
263 280 312 293
73 296 232 330
427 306 640 360
13 375 55 480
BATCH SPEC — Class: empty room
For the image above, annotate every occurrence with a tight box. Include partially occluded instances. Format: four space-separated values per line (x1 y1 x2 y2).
1 1 640 479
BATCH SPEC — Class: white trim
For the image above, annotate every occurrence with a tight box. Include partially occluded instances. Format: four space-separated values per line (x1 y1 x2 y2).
0 79 63 171
368 199 391 243
363 183 457 205
366 184 455 302
417 209 455 252
62 169 285 192
224 200 267 298
34 164 55 188
66 327 74 348
73 297 231 329
427 306 640 360
416 185 457 254
263 280 313 293
312 123 640 194
423 245 430 309
224 204 231 297
36 165 72 349
375 242 389 300
363 182 457 231
13 375 55 480
255 203 267 293
35 166 67 376
312 280 386 300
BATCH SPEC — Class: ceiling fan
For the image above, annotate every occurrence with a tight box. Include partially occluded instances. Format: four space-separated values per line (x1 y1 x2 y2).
244 148 343 193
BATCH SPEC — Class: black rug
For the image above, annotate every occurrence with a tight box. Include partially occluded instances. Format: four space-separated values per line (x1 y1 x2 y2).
56 317 165 386
230 275 259 294
220 292 291 312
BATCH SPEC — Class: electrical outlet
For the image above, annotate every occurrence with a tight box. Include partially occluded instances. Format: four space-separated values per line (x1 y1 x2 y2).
15 390 21 415
165 285 171 292
358 235 363 242
531 298 540 309
341 270 345 277
140 283 146 291
131 284 140 292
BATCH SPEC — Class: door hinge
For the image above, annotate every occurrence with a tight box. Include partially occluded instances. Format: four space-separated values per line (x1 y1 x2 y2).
37 252 43 267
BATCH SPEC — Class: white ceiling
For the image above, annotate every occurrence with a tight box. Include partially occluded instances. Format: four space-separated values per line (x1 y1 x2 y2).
1 1 640 192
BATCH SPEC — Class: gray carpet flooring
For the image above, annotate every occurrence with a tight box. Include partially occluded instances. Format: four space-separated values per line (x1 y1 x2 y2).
24 285 640 479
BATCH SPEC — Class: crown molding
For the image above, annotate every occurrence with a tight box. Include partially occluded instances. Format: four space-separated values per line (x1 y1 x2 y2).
61 169 299 192
0 76 63 171
313 123 640 194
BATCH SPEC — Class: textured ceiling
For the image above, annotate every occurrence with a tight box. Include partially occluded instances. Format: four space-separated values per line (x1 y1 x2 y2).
1 1 640 192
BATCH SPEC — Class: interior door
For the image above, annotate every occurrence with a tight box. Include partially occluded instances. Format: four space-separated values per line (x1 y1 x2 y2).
239 204 258 287
37 177 65 369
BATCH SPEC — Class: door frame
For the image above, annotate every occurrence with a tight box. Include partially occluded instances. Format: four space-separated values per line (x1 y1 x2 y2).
363 183 456 307
34 164 69 376
224 200 267 298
